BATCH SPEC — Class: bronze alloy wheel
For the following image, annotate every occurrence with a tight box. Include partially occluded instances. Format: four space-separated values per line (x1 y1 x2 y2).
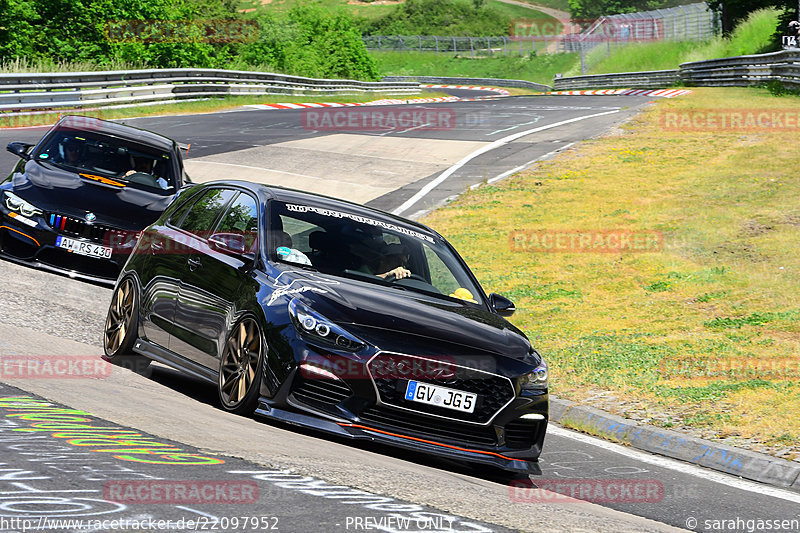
104 278 136 355
219 317 263 413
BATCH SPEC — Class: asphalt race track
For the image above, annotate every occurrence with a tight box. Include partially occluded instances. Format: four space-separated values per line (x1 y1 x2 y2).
2 95 799 533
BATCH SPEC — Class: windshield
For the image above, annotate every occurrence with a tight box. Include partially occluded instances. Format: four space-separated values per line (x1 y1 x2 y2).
270 201 485 306
34 129 175 193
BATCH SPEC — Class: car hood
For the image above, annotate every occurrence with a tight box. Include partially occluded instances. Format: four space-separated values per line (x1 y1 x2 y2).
278 269 533 364
8 160 173 230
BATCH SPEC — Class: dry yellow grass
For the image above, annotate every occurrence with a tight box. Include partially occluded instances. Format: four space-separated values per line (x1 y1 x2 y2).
423 87 800 455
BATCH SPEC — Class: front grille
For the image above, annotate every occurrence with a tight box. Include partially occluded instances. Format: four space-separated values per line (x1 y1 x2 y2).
47 212 131 246
292 375 353 407
36 248 120 279
368 353 515 424
504 419 542 449
359 406 498 448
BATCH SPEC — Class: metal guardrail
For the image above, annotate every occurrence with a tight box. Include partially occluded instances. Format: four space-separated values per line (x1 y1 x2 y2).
680 50 800 87
553 50 800 90
553 70 679 90
0 68 421 113
382 75 552 92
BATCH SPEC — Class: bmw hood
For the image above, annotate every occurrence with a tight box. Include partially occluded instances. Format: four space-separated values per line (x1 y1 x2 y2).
281 270 534 364
8 160 173 230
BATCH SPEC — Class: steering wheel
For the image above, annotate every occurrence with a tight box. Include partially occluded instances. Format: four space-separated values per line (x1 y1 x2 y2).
124 171 159 187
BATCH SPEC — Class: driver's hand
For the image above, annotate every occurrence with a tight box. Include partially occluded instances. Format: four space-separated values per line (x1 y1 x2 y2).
124 170 135 177
383 266 410 279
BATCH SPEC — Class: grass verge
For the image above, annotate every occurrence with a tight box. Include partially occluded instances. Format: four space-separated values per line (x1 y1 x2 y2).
579 8 781 76
372 51 577 86
422 87 800 458
0 91 452 129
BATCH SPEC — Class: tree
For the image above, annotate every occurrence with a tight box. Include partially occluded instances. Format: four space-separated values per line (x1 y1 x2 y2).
707 0 778 35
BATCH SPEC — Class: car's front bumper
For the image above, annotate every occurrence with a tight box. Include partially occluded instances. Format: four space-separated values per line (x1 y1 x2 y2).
0 209 133 284
255 399 544 474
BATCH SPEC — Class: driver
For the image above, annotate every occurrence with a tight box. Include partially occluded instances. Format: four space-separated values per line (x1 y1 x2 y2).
124 156 169 189
124 156 154 177
349 238 411 280
57 140 82 166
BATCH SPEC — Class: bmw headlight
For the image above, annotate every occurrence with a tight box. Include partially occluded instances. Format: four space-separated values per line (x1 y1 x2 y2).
521 359 548 392
3 191 42 217
288 299 365 352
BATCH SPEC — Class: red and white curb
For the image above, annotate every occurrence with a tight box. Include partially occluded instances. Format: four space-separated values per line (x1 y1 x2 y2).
243 86 689 111
540 88 691 98
419 84 511 96
244 96 460 111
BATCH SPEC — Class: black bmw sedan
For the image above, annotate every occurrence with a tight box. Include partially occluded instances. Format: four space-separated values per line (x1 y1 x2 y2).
1 115 190 283
103 180 549 473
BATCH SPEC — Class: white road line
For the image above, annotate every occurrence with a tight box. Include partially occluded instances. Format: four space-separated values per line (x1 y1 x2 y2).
486 117 542 136
391 109 621 216
547 425 800 504
481 142 576 187
176 506 221 520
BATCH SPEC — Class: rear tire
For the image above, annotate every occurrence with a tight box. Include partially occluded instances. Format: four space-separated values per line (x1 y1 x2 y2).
103 277 151 374
218 317 263 415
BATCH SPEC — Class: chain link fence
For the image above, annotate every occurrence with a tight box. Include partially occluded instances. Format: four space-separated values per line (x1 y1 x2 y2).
362 35 546 58
364 2 719 64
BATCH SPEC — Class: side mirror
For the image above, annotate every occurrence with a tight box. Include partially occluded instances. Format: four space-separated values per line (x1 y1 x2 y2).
7 142 33 161
489 293 516 317
208 232 248 256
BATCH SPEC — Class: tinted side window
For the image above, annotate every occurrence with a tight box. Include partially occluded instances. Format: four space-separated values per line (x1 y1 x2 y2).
178 189 236 237
216 193 259 251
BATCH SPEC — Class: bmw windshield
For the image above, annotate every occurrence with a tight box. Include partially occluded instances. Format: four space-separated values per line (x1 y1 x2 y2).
270 201 486 307
33 130 176 193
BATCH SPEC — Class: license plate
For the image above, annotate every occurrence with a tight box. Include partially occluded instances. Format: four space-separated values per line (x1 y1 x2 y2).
55 236 112 259
404 380 477 413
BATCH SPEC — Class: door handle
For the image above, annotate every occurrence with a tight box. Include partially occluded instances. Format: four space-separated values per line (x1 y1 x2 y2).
187 257 202 271
150 241 164 254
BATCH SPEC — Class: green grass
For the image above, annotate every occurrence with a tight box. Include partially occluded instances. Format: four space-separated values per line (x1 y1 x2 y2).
580 8 781 75
372 50 577 85
510 0 569 13
485 0 553 23
262 0 555 30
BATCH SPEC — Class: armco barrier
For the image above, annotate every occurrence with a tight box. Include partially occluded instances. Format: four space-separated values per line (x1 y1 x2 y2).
0 68 421 113
382 75 551 92
553 70 679 90
552 49 800 90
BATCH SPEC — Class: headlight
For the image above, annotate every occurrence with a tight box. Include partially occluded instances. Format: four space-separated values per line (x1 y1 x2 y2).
3 191 42 217
521 359 548 391
288 299 365 352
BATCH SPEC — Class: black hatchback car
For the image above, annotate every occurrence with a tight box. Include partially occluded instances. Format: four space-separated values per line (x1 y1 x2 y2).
1 115 189 283
103 180 549 473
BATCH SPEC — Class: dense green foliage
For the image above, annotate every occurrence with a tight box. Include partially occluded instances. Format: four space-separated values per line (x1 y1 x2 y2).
365 0 510 36
0 0 379 79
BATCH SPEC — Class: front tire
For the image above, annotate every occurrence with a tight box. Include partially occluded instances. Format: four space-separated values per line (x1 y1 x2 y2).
103 277 151 374
218 317 263 415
